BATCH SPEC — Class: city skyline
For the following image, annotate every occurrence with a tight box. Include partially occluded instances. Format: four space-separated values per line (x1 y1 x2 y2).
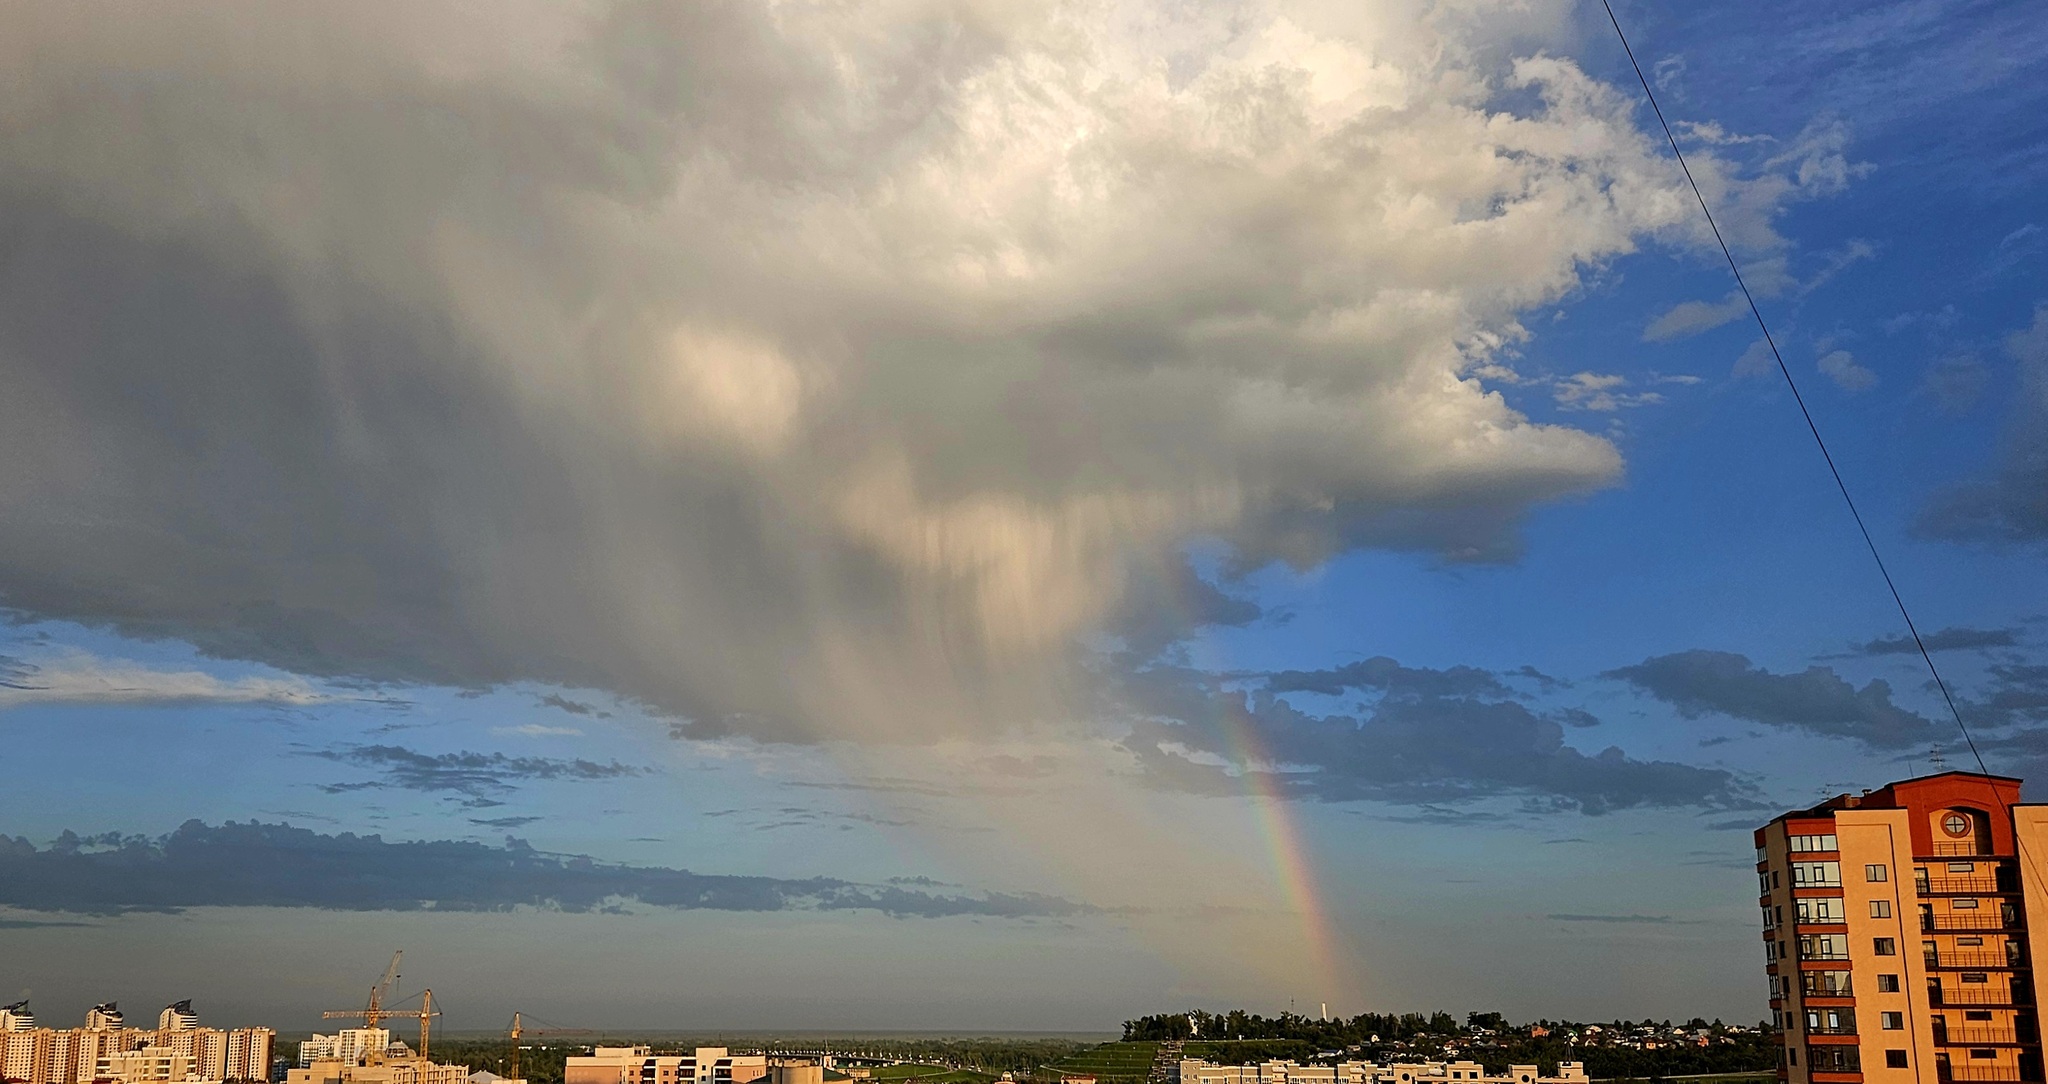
2 0 2045 1032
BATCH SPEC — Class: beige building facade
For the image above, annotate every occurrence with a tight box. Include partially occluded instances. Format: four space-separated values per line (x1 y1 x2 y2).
0 1003 272 1084
1758 771 2048 1083
566 1047 768 1084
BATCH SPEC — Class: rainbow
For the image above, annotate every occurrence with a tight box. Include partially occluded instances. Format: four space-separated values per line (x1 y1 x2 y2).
1212 685 1357 1014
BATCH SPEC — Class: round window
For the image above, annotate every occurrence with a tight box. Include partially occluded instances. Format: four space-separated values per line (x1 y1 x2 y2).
1944 813 1971 837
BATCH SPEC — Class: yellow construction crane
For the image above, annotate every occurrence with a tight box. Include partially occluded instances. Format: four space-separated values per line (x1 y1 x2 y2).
506 1011 593 1082
322 954 441 1058
323 951 403 1030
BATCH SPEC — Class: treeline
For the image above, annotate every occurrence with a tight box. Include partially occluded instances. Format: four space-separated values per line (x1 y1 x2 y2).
1121 1012 1774 1079
1123 1011 1461 1044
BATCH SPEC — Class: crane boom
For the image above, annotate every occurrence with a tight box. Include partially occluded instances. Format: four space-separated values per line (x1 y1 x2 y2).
507 1011 594 1081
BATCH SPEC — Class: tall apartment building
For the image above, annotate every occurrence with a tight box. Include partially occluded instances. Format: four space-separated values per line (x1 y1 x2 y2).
1757 770 2048 1083
0 1001 272 1084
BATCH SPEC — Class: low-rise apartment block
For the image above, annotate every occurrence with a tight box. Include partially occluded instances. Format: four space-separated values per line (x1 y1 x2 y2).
1177 1058 1588 1084
566 1047 769 1084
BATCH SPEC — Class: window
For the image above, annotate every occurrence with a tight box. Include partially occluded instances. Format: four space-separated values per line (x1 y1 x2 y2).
1758 845 1769 863
1875 937 1898 956
1791 834 1840 852
1760 872 1773 894
1950 861 1975 873
1881 1012 1904 1030
1871 899 1893 918
1963 972 1990 984
1803 971 1853 996
1960 936 1985 946
1807 1046 1859 1072
1956 898 1981 910
1800 933 1850 959
1945 812 1972 837
1793 861 1843 886
1788 1049 1797 1067
1763 905 1777 928
1878 974 1900 992
1886 1051 1909 1069
1971 1050 1997 1060
1866 863 1889 882
1798 897 1846 923
1967 1011 1994 1022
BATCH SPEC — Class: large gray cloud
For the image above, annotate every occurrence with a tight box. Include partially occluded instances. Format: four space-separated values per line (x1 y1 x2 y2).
0 820 1092 919
1605 649 1945 749
0 1 1845 745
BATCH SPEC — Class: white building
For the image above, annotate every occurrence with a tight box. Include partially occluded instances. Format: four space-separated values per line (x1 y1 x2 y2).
302 1030 396 1067
2 1001 36 1032
159 1003 201 1033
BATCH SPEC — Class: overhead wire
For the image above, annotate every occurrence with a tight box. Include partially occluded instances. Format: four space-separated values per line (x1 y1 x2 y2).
1595 0 1989 776
1593 8 2048 1001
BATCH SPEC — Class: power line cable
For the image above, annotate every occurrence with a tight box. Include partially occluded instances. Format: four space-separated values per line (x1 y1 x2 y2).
1596 0 1988 775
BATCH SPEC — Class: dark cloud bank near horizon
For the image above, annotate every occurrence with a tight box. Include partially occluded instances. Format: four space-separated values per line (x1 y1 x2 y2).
0 821 1094 920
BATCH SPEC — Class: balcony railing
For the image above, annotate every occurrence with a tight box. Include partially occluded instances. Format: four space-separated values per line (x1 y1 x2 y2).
1933 987 2032 1007
1931 841 1992 857
1940 1068 2024 1082
1937 1028 2020 1045
1927 915 2023 932
1925 877 2009 894
1929 951 2023 969
1806 1026 1858 1036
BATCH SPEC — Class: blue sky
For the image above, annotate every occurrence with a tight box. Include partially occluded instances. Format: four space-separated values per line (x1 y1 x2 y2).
1 0 2045 1035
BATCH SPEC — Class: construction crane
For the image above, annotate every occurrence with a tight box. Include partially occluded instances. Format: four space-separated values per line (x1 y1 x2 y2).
506 1011 593 1082
323 952 404 1030
322 954 440 1059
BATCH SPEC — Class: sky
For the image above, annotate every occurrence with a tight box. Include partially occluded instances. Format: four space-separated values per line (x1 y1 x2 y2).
1 0 2046 1037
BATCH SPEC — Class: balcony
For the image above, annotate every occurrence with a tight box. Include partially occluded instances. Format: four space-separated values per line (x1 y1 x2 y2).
1938 1028 2021 1046
1939 1068 2024 1082
1928 951 2024 969
1933 988 2032 1007
1931 841 1992 857
1807 1026 1858 1037
1925 877 2011 895
1928 915 2024 932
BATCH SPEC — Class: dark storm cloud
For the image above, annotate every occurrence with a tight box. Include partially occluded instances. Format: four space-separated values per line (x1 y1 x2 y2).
0 820 1093 920
1115 660 1743 814
310 745 643 798
538 694 603 716
1606 650 1944 749
1851 626 2019 656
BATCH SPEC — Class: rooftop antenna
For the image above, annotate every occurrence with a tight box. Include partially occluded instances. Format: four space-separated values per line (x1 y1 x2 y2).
1931 746 1947 773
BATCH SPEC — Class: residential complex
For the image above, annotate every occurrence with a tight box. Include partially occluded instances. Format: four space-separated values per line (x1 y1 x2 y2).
1176 1059 1587 1084
0 1001 272 1084
1758 770 2048 1083
565 1047 769 1084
